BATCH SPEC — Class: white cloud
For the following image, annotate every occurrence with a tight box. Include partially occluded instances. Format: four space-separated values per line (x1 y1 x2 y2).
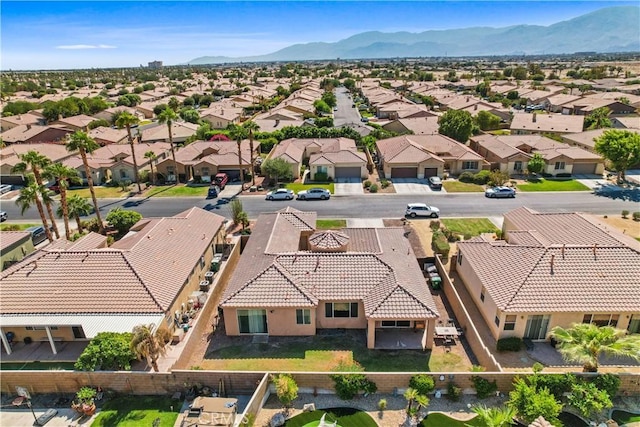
56 44 116 50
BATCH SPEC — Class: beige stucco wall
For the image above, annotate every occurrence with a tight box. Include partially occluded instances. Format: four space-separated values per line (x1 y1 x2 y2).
222 307 317 336
5 326 76 343
316 301 368 329
1 237 34 270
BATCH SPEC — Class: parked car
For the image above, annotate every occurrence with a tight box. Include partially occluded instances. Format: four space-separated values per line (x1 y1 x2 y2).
266 188 294 201
485 186 516 198
428 176 443 190
405 203 440 218
26 225 48 245
207 185 220 199
213 173 228 190
0 184 13 194
297 188 330 200
0 211 7 222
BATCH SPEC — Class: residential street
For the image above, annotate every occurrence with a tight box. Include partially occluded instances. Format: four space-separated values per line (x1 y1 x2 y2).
2 190 638 222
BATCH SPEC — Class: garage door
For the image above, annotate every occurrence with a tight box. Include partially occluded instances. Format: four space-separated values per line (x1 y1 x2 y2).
572 163 596 174
335 167 361 178
219 169 241 180
423 168 438 178
391 167 418 178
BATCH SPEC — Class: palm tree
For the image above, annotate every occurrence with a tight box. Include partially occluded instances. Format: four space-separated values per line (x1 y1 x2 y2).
144 150 158 185
12 150 60 239
242 120 260 186
115 111 142 193
66 131 104 233
551 323 640 372
65 194 93 234
229 124 248 186
157 107 180 184
15 177 53 243
468 404 516 427
45 163 80 240
130 324 171 372
403 387 419 415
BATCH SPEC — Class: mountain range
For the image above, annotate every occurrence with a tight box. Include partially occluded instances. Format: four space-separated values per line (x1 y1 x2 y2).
187 6 640 65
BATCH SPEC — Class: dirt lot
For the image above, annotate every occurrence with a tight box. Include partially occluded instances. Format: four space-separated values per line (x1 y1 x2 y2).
597 215 640 239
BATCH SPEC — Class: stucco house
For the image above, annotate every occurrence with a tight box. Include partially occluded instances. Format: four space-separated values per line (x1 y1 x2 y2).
0 143 77 186
1 124 73 146
0 208 226 356
454 207 640 343
220 207 439 350
510 113 585 136
376 134 488 179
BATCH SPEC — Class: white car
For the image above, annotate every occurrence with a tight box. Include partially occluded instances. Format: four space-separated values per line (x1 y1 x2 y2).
266 188 294 201
405 203 440 218
0 184 12 194
485 186 516 198
297 188 330 200
0 211 7 222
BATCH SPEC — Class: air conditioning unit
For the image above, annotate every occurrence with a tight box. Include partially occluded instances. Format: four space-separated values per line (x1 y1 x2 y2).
204 271 215 284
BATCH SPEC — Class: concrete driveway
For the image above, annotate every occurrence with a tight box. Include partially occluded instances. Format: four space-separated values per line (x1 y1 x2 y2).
392 178 446 194
573 174 609 190
334 178 364 195
218 183 243 198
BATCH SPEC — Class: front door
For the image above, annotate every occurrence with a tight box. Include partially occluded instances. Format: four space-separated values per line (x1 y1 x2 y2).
524 315 550 340
237 309 267 334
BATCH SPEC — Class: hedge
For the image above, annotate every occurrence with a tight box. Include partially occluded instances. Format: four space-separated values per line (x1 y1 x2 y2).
497 337 523 352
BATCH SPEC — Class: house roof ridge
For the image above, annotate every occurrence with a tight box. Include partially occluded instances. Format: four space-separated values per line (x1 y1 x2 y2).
121 251 165 312
502 248 551 311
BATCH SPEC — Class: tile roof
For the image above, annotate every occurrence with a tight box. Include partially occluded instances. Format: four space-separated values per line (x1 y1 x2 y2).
510 113 585 134
0 231 32 251
308 230 350 252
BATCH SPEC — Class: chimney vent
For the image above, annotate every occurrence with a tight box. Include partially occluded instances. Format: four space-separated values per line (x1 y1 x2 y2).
593 243 597 258
532 113 537 123
561 244 566 259
550 254 555 273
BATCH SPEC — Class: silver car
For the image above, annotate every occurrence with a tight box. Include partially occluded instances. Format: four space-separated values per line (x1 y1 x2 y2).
405 203 440 218
266 188 294 201
485 186 516 198
297 188 330 200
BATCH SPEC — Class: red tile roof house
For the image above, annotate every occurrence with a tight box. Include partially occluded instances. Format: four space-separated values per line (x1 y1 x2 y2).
470 134 604 176
0 143 77 186
454 207 640 345
376 134 489 179
220 207 439 349
510 113 585 136
88 142 172 183
0 208 226 357
0 124 73 145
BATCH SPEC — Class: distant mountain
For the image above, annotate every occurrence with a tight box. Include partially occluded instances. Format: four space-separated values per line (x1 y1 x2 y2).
187 6 640 65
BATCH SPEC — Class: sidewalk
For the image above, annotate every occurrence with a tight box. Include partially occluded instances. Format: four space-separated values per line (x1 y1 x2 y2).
0 407 99 427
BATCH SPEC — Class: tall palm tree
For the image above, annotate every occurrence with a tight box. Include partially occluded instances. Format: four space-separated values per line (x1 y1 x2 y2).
12 150 60 239
403 387 419 415
551 323 640 372
157 107 180 184
229 124 248 185
130 324 171 372
242 120 260 186
144 150 158 185
64 194 93 234
115 111 142 193
66 131 104 233
45 163 80 240
468 404 516 427
15 177 53 243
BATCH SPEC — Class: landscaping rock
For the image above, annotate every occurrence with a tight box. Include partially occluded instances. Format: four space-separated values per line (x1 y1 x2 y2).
303 403 316 412
270 412 286 427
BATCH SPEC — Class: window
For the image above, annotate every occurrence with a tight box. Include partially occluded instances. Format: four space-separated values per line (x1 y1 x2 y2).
514 161 523 171
317 165 328 174
480 288 485 302
583 314 619 327
237 309 267 334
325 302 358 318
80 171 87 179
201 167 210 177
381 320 411 328
628 315 640 334
495 316 500 327
119 169 128 179
504 315 517 331
554 161 566 170
25 326 57 330
296 309 311 325
462 161 479 170
457 252 463 265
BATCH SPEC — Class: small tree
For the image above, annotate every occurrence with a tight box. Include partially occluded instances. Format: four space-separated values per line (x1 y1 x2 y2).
475 110 501 131
106 207 142 236
261 158 293 184
594 129 640 183
75 332 135 371
271 374 298 410
488 169 510 186
438 109 475 142
526 153 545 176
508 377 562 425
229 199 246 226
568 381 612 420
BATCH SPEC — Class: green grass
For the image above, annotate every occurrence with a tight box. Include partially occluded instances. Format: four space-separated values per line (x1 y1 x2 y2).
145 185 209 197
67 186 130 198
516 178 590 192
284 183 335 194
442 181 484 192
316 219 347 229
487 129 511 135
201 334 466 372
420 413 482 427
612 410 640 424
91 396 180 427
285 408 377 427
441 218 499 237
0 223 40 231
0 362 76 370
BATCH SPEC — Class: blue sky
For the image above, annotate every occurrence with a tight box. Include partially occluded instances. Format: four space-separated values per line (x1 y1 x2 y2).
1 1 635 70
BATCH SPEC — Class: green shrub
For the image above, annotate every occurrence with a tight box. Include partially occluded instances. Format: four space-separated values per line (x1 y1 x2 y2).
471 376 498 399
330 373 377 400
378 398 387 411
432 231 450 258
446 382 462 401
473 170 491 185
429 220 441 231
534 373 575 399
409 374 435 395
633 212 640 221
591 373 621 398
458 171 475 183
622 210 629 218
363 180 372 188
369 184 378 193
271 373 298 408
380 179 390 189
497 337 523 352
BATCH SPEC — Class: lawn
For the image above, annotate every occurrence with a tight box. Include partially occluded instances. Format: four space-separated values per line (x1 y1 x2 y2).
612 410 640 424
420 413 482 427
316 219 347 230
200 334 465 372
284 183 335 194
67 186 130 198
441 218 499 237
442 181 483 192
0 223 40 231
145 185 209 197
285 408 377 427
516 178 590 192
91 396 180 427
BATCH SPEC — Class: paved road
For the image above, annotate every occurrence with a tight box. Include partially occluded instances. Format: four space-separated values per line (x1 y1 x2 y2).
333 87 362 127
2 190 638 223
